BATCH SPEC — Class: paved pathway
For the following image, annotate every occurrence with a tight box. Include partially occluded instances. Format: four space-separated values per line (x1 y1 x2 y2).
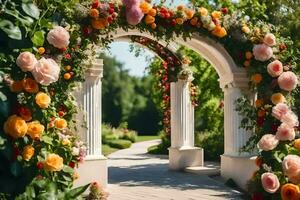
107 140 243 200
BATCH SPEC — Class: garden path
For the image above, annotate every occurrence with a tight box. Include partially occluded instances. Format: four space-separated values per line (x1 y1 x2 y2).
107 140 244 200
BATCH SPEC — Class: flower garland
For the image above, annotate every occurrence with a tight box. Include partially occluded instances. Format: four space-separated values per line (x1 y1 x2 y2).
0 0 298 198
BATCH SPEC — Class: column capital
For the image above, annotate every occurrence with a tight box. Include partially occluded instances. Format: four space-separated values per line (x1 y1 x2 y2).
85 59 104 81
220 71 249 90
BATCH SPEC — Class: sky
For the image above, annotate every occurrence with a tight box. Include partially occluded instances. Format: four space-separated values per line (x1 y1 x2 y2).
105 0 189 77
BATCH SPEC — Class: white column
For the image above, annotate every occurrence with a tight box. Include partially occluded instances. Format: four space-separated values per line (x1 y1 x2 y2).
83 59 104 159
169 79 203 170
74 58 108 188
170 79 194 148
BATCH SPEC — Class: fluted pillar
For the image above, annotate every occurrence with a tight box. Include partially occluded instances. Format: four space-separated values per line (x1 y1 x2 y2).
169 79 203 170
74 59 107 188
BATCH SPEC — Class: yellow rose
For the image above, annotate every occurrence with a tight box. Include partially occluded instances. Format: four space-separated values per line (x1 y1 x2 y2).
242 25 250 34
198 7 208 16
27 121 44 140
4 115 28 139
211 11 222 19
212 25 227 38
44 153 64 172
62 138 71 146
271 93 286 105
22 145 35 161
35 92 51 109
140 1 152 14
55 118 68 129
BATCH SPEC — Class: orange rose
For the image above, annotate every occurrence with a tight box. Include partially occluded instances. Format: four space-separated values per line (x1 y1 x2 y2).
251 74 263 84
211 11 222 19
55 118 67 129
19 107 32 121
4 115 28 139
35 92 51 109
294 139 300 151
10 80 23 93
255 99 263 108
145 15 155 25
255 156 262 167
281 183 300 200
148 8 157 17
91 18 108 30
140 1 152 14
23 78 39 93
212 25 227 38
22 145 35 161
271 93 286 105
89 8 99 18
185 9 194 19
27 121 44 140
44 153 64 172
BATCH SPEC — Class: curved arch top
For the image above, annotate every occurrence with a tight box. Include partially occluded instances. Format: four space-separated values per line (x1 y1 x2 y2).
109 28 248 89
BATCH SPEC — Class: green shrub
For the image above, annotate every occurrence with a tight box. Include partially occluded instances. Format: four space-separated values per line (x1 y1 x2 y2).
147 131 170 155
108 139 132 149
120 130 138 143
195 130 224 161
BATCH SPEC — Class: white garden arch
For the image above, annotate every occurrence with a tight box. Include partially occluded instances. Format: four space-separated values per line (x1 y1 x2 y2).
75 29 258 189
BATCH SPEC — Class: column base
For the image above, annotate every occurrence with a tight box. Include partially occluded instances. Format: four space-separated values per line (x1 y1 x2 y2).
169 147 204 170
221 154 258 190
74 155 108 188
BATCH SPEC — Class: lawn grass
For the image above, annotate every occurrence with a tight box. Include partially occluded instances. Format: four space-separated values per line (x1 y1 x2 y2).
102 144 119 156
136 135 160 142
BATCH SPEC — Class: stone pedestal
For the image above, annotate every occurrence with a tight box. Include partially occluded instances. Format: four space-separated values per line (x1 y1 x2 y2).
74 59 108 187
220 83 257 189
169 79 203 170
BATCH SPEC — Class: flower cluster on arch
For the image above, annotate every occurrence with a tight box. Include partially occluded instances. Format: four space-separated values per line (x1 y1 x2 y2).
0 0 299 198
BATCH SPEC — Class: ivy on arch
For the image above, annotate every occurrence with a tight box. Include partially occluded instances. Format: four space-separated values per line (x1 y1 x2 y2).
0 0 299 199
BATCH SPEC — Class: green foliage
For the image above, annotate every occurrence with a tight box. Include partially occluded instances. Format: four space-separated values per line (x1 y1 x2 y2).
107 139 132 149
195 131 224 161
147 131 170 155
102 123 138 144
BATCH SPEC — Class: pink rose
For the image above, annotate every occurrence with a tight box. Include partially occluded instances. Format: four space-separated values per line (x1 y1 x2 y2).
257 134 279 151
122 0 139 8
16 52 37 72
126 6 144 26
267 60 283 77
272 103 290 120
281 111 299 127
47 26 70 49
253 44 273 62
261 172 280 193
32 58 60 86
275 123 295 141
263 33 276 47
278 71 298 91
282 155 300 184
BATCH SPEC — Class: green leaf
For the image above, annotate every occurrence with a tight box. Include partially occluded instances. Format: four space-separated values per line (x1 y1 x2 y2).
41 135 53 145
62 166 74 173
0 20 22 40
65 183 90 199
22 3 40 19
31 31 45 46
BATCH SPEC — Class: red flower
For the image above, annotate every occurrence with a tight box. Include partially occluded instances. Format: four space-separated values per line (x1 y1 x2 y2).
64 54 71 59
257 117 265 127
91 0 100 9
69 161 76 168
83 27 92 37
36 162 44 170
271 124 279 133
252 193 264 200
221 7 229 14
12 146 20 161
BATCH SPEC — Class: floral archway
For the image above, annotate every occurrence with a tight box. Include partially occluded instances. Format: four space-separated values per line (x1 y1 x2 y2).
0 0 298 199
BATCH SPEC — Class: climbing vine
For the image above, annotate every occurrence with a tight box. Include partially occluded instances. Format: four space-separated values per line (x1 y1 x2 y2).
0 0 299 199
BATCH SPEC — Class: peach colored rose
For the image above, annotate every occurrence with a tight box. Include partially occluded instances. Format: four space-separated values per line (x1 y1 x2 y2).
47 26 70 49
253 44 273 62
263 33 276 47
32 58 60 86
22 78 39 93
27 121 44 140
3 115 28 139
281 183 300 200
16 52 37 72
276 123 295 141
55 118 67 129
267 60 283 77
278 71 298 92
261 172 280 193
257 134 279 151
22 145 35 161
281 111 299 127
282 155 300 184
272 103 290 120
44 153 64 172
